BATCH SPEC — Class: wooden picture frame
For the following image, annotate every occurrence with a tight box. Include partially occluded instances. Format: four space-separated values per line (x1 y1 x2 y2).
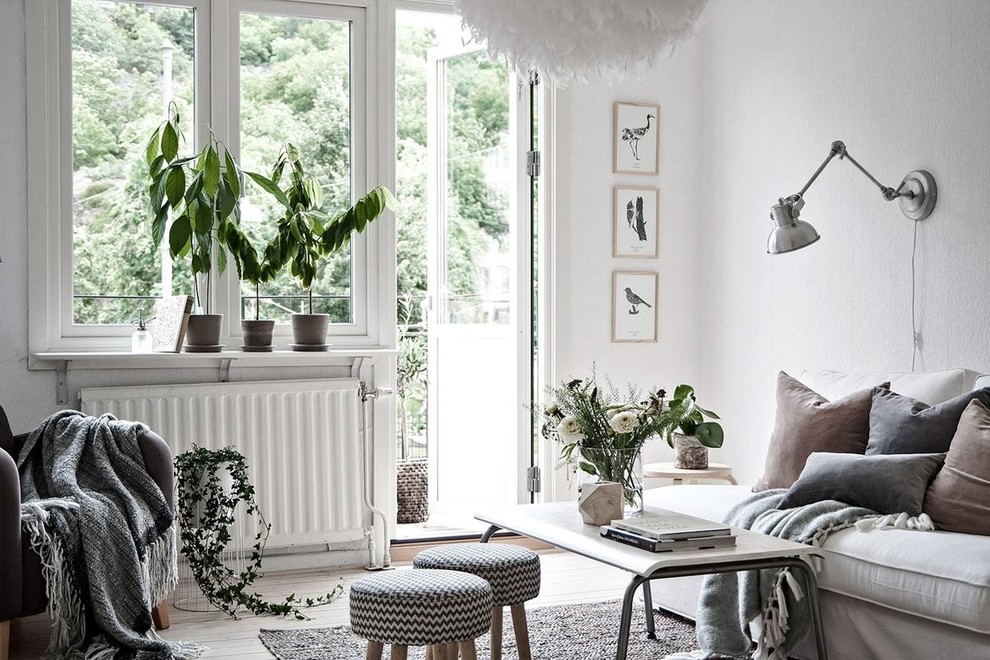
613 101 660 175
612 271 658 343
613 186 659 258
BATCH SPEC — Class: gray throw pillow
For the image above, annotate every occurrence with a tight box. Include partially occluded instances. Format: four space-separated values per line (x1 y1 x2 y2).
778 452 945 515
867 387 990 455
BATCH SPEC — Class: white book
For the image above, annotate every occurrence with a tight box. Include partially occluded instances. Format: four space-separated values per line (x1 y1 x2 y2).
611 509 731 541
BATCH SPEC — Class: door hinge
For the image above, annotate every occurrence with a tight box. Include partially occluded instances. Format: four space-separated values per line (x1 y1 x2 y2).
526 150 541 177
526 465 541 493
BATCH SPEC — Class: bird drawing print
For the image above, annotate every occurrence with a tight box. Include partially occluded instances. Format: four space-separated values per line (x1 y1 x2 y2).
624 287 652 315
621 113 655 161
626 196 648 242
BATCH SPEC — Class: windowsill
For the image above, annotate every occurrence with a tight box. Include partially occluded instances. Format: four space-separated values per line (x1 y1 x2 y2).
29 347 397 371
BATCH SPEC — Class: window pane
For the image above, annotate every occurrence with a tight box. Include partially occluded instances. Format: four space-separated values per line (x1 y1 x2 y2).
71 0 195 324
238 12 352 323
443 51 511 324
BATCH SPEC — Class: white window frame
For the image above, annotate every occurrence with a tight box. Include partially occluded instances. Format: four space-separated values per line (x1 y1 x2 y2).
27 0 388 353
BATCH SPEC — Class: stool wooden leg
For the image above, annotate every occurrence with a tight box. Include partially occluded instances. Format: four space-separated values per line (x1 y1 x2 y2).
490 606 503 660
458 639 478 660
0 620 10 660
151 600 170 630
390 644 408 660
510 603 532 660
365 640 384 659
442 643 459 660
425 645 434 660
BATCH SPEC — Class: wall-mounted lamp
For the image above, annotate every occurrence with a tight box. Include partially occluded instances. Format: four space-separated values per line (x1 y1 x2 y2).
767 140 937 254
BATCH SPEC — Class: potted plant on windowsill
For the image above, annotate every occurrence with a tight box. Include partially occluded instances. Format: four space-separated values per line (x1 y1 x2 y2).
249 144 395 350
146 104 256 352
662 384 724 470
225 227 279 351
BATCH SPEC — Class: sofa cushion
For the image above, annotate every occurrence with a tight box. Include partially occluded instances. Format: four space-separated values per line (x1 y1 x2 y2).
819 526 990 634
754 372 880 491
924 399 990 535
799 368 971 406
867 387 990 455
779 452 944 515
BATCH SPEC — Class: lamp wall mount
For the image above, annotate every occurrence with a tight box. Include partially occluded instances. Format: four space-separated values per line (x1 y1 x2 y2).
767 139 937 255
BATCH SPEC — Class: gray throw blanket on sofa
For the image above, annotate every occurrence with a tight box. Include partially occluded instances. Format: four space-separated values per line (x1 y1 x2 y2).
18 410 202 659
693 490 875 660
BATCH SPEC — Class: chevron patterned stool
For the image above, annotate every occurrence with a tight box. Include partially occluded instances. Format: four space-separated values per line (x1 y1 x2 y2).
413 544 541 660
349 569 493 660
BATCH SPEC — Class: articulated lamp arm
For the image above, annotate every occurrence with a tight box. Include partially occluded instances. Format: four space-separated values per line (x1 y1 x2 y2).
768 140 937 254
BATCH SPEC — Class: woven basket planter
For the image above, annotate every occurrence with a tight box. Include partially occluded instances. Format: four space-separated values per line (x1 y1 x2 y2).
396 458 429 524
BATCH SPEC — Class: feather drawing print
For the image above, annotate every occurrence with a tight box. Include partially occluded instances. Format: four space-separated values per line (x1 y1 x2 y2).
634 196 647 242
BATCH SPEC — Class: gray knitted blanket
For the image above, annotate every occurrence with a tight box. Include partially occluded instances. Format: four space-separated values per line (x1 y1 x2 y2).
18 410 202 659
693 490 875 660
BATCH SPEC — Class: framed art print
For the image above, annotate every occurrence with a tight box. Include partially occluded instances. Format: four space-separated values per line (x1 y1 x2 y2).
613 186 659 258
613 101 660 175
612 271 658 343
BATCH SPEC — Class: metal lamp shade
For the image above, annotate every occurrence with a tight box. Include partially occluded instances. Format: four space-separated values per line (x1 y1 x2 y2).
767 202 821 254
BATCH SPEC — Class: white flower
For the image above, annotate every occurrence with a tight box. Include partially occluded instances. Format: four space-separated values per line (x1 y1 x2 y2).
556 416 586 442
609 410 640 434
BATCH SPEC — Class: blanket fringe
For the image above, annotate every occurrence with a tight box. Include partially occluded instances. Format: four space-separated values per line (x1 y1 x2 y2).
855 512 934 531
146 525 179 607
20 501 89 656
753 567 804 660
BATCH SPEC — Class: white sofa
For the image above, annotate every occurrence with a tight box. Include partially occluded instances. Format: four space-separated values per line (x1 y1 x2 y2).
645 369 990 660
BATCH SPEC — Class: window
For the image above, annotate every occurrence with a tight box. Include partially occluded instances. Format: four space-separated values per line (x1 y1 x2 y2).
28 0 377 351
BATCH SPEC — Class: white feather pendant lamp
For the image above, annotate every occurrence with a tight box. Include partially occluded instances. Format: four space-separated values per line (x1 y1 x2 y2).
453 0 710 83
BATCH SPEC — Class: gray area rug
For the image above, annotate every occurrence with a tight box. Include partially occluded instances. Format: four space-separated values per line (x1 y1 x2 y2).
260 598 697 659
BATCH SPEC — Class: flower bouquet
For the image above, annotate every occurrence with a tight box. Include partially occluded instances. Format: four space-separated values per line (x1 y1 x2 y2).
542 373 671 512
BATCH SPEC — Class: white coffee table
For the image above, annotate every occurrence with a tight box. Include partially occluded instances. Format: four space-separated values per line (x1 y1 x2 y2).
643 461 737 485
476 502 827 660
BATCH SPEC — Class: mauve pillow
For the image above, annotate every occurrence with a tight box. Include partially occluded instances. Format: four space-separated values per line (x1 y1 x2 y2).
867 387 990 455
924 399 990 535
779 452 945 515
753 372 885 492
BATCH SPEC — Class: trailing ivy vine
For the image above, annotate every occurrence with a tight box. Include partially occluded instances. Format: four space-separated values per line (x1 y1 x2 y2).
175 445 343 620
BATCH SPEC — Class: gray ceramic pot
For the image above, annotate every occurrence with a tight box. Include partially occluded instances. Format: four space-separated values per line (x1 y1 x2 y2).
241 319 275 352
290 313 329 350
184 314 223 352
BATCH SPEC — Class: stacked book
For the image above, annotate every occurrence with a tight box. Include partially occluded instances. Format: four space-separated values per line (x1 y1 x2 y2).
600 510 735 553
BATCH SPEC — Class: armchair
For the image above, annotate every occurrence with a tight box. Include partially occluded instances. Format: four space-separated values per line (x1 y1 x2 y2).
0 404 174 660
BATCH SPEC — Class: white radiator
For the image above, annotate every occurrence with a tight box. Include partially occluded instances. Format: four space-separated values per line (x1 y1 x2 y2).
79 379 368 550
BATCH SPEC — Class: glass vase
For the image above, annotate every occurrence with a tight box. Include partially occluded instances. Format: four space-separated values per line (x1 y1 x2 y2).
622 450 644 515
580 446 645 516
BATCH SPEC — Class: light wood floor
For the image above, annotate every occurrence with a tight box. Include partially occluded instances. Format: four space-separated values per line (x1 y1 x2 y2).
8 549 631 659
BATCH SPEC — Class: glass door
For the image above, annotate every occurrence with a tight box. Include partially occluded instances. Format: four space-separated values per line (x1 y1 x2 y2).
423 43 532 531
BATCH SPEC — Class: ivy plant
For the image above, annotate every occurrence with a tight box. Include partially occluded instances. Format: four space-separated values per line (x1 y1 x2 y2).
175 445 343 620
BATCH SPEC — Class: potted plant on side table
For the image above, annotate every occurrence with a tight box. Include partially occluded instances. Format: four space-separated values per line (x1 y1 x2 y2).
250 144 395 350
146 104 256 352
662 384 724 469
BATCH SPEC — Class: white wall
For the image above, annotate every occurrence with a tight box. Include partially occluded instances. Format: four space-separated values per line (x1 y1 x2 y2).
698 0 990 482
552 0 990 485
552 38 706 475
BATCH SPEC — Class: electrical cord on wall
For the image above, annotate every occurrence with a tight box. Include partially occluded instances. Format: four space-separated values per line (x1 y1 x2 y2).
911 219 919 372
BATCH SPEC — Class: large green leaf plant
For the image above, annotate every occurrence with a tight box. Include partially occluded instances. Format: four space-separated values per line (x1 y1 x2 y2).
249 144 395 314
146 104 257 313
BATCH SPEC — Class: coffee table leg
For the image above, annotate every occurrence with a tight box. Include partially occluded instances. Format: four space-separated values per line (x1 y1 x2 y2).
480 525 500 543
642 580 656 639
786 559 828 660
616 575 646 660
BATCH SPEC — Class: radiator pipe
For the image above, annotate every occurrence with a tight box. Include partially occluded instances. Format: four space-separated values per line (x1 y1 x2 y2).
360 384 394 570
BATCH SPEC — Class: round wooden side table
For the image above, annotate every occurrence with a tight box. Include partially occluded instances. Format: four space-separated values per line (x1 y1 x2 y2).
642 461 737 485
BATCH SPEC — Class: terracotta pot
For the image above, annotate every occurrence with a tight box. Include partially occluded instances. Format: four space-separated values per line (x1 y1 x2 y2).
184 314 223 351
290 313 329 350
241 319 275 352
